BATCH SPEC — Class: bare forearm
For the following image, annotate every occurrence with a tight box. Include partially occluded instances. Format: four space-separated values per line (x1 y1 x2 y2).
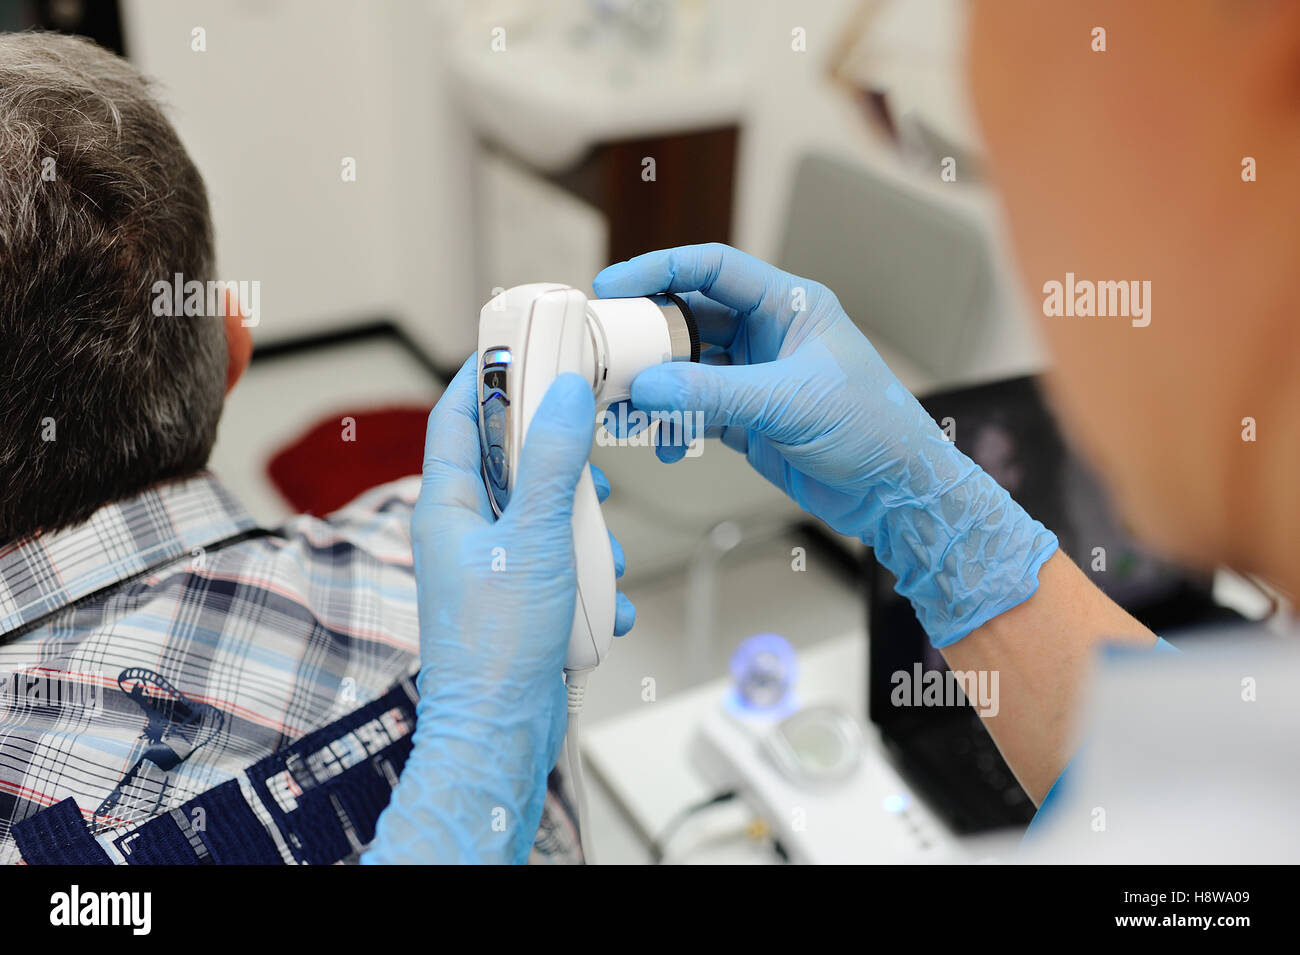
938 550 1155 804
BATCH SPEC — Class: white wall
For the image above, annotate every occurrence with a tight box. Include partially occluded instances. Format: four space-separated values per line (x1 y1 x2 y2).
122 0 479 363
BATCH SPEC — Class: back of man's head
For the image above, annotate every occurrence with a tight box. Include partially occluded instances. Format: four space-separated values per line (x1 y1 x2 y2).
0 32 226 542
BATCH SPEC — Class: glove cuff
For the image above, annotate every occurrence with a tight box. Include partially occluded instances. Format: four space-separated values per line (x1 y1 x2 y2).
872 467 1059 649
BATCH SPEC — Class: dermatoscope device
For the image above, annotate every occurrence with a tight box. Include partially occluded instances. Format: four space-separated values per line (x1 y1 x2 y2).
477 284 700 674
477 284 699 863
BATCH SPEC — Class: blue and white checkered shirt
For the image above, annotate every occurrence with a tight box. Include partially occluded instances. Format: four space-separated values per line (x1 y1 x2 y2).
0 472 580 864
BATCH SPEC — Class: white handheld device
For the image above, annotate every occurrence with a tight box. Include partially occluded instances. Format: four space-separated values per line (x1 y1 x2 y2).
477 283 700 674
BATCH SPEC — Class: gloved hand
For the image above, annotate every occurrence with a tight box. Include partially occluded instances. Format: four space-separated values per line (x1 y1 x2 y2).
364 355 634 865
594 243 1057 648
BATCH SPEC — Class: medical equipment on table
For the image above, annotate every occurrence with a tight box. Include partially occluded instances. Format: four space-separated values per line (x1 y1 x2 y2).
691 635 958 864
476 283 700 860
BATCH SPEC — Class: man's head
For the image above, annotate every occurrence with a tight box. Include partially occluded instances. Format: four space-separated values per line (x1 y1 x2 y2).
968 0 1300 589
0 32 244 543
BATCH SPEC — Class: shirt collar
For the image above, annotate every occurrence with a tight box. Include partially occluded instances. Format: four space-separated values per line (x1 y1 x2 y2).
0 472 257 637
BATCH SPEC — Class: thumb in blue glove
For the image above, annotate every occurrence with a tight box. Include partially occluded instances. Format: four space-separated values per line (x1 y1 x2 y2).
365 357 633 865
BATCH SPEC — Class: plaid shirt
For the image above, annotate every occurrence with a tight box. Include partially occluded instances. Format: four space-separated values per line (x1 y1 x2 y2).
0 472 579 864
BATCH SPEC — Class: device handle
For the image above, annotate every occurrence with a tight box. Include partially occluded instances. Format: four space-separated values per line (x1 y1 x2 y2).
567 463 616 672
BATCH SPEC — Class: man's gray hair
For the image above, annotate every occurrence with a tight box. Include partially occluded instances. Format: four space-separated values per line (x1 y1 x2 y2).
0 32 226 541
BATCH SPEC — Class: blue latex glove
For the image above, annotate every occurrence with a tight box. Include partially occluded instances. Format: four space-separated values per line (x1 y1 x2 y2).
594 243 1057 648
364 355 634 865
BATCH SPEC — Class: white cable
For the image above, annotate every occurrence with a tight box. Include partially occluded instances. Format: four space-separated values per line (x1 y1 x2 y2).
564 670 595 865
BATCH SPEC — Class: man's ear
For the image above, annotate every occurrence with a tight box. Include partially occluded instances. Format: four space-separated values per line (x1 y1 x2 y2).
224 288 252 394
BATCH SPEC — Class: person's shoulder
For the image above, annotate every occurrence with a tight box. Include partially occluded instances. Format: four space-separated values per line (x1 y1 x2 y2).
276 476 422 567
1025 622 1300 862
326 475 422 522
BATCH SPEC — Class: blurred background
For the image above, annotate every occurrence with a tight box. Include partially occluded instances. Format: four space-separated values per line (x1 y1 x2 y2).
10 0 1263 863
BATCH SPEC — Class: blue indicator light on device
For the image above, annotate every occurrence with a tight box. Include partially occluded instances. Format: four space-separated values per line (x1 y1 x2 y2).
728 633 798 713
882 793 910 814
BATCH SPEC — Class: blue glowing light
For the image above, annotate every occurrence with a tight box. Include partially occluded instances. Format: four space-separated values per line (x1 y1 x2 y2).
728 633 798 713
881 793 911 814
